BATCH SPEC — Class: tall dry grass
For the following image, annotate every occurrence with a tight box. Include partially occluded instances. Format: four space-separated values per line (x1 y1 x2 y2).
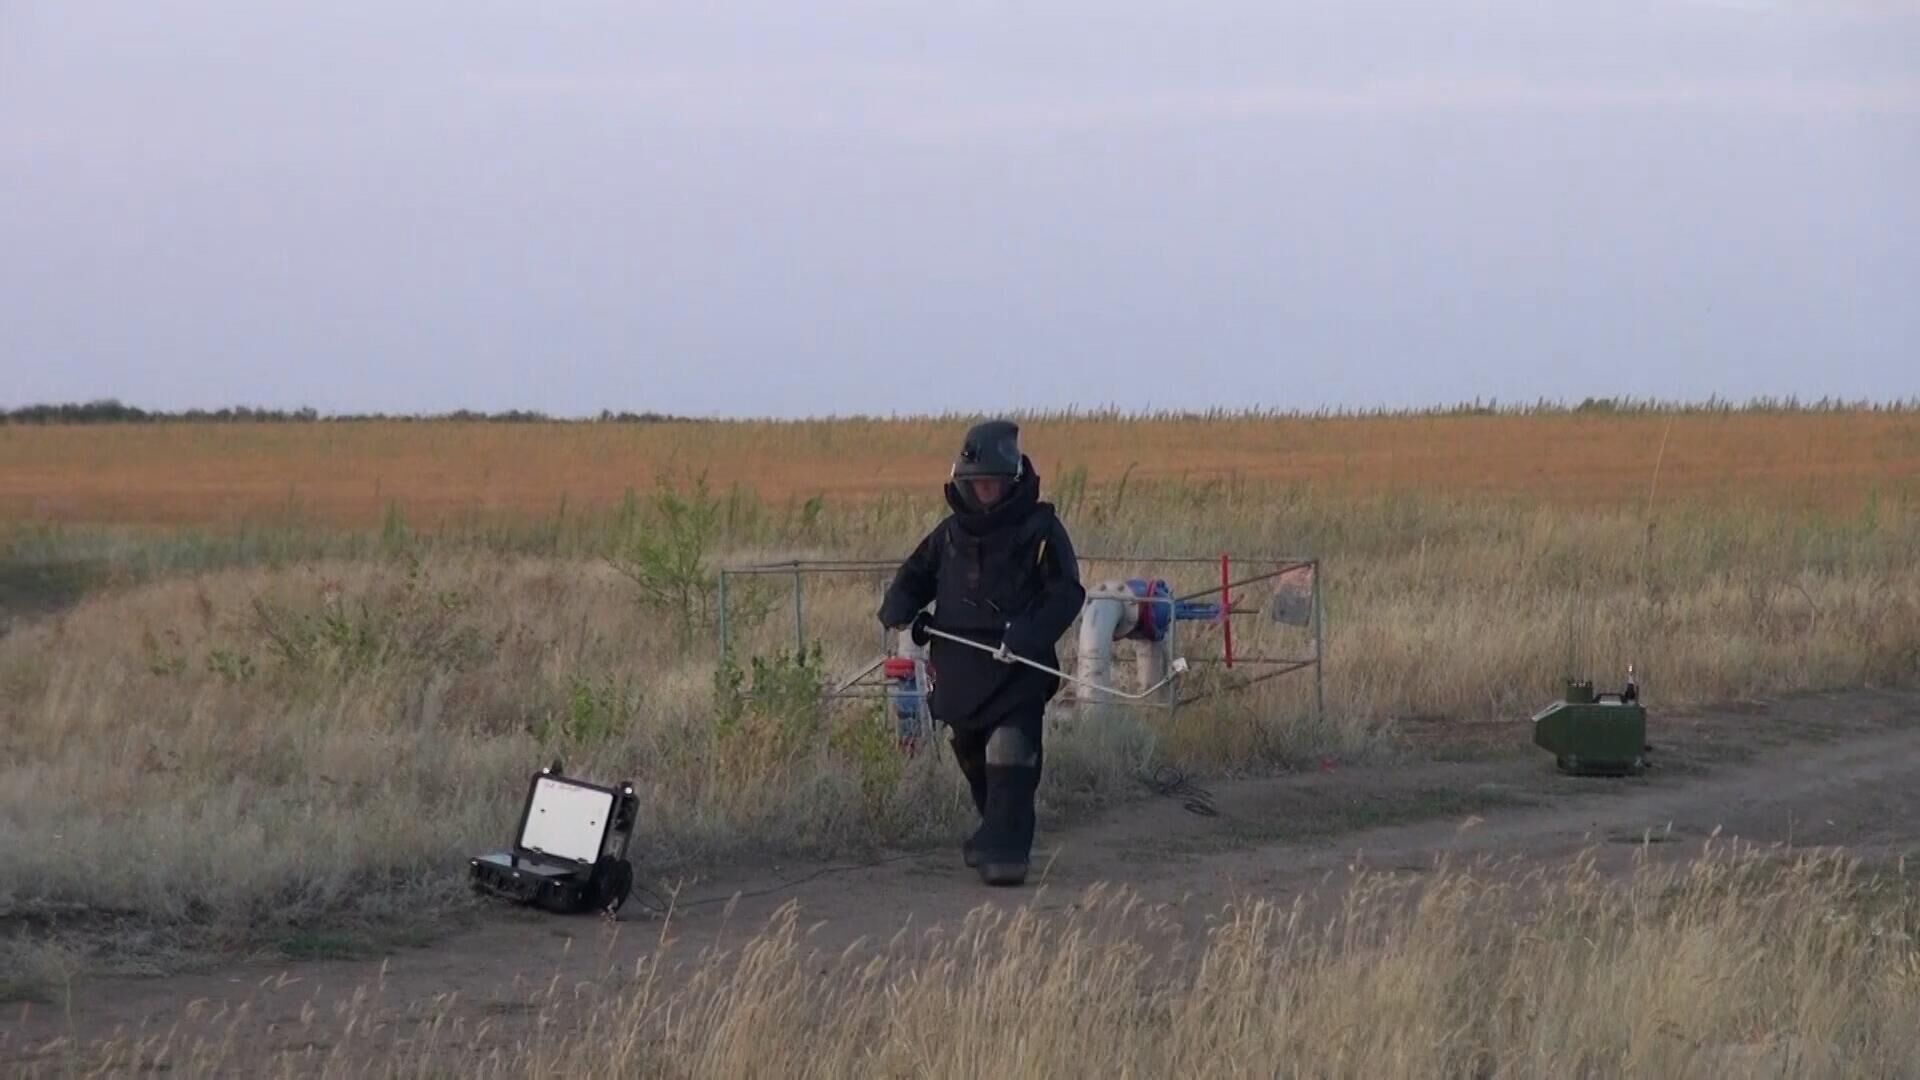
2 478 1917 987
20 845 1920 1077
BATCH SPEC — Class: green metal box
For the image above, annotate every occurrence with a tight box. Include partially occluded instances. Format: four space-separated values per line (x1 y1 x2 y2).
1532 679 1647 775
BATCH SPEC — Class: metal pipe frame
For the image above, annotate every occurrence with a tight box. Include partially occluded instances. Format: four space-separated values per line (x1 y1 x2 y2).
716 553 1325 723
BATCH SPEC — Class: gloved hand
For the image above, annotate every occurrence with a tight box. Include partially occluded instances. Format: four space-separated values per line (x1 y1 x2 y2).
1000 619 1048 660
908 610 933 647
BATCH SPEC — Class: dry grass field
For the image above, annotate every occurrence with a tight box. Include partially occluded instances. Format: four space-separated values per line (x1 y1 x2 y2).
23 843 1920 1077
4 407 1920 1076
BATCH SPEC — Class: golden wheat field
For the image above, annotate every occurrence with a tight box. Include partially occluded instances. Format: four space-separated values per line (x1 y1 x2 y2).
2 409 1916 527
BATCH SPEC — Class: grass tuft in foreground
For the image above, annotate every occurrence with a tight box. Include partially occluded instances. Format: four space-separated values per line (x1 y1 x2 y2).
20 844 1920 1077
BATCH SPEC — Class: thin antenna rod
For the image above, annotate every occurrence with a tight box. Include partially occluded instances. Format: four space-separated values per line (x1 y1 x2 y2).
1565 589 1577 678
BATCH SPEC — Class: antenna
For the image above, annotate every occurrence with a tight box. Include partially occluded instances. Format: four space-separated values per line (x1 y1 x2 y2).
1565 595 1576 678
1563 576 1585 682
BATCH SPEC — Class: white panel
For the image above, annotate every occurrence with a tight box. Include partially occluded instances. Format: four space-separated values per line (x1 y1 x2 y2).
518 777 615 863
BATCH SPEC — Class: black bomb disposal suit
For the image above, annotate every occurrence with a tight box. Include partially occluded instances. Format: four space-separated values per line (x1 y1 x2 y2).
878 422 1085 886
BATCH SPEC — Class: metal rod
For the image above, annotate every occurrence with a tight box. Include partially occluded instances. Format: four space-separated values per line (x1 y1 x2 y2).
1176 655 1322 665
922 626 1189 701
792 568 804 651
829 655 889 695
716 571 730 656
1220 553 1234 669
721 555 1318 574
823 689 894 701
1175 664 1315 706
1172 567 1297 606
1077 555 1314 567
1221 659 1317 677
1058 693 1179 711
1313 560 1326 725
1165 606 1180 716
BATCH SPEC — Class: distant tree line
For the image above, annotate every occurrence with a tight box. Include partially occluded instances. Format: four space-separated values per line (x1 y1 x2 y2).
0 400 694 425
880 396 1920 422
4 396 1916 426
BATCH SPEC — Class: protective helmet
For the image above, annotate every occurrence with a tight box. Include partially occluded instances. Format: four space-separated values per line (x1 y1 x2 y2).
950 419 1023 481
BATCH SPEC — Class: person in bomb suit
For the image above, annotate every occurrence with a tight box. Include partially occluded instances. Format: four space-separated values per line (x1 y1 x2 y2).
877 419 1086 886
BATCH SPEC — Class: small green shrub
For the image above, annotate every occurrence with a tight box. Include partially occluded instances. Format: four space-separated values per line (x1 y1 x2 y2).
534 673 637 748
249 557 482 678
713 644 826 740
610 470 724 650
205 648 256 685
830 701 908 815
709 644 832 783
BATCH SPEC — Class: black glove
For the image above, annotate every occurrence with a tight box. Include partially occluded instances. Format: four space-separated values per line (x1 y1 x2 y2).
1000 619 1047 660
909 611 933 647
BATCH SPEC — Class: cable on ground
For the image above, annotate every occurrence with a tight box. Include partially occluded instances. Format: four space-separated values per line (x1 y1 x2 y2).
1140 764 1220 817
613 768 1224 920
622 851 927 920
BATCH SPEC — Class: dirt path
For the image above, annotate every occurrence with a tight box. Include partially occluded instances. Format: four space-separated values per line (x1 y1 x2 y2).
8 687 1920 1071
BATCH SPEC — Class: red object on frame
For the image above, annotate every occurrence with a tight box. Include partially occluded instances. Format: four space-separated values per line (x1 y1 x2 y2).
1220 553 1234 669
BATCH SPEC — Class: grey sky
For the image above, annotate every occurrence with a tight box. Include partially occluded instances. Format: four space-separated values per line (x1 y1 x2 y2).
3 1 1916 417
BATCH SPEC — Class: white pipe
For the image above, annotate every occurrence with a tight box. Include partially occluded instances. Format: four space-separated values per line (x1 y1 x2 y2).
1136 632 1170 694
1077 594 1130 712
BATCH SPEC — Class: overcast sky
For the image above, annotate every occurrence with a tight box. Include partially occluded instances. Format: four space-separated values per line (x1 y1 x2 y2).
3 1 1916 418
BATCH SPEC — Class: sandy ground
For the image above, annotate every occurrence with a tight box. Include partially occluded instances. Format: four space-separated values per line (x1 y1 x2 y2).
7 686 1919 1073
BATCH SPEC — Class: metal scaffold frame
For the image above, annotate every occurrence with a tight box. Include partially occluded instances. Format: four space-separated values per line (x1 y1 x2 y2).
716 552 1326 729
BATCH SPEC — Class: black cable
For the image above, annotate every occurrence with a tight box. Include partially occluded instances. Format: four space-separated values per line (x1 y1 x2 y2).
1141 764 1220 817
621 851 927 920
610 771 1223 920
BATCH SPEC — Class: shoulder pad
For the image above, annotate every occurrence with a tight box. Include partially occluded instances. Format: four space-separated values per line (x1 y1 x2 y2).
1019 505 1058 542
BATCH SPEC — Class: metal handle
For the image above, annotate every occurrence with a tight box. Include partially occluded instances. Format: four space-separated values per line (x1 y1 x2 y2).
922 626 1189 701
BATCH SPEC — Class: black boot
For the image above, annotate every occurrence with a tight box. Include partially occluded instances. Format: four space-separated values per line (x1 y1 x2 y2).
974 713 1044 886
977 763 1041 886
950 729 990 867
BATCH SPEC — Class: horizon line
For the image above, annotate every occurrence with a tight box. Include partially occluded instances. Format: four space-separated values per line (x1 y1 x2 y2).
6 394 1920 425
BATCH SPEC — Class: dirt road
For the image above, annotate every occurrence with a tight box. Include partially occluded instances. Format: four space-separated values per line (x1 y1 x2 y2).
8 687 1919 1072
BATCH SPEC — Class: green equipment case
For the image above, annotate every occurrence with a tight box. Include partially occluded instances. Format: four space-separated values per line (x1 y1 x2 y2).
1532 676 1647 776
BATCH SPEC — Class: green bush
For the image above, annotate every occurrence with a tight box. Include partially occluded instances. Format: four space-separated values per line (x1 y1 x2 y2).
249 557 483 678
609 470 723 650
534 673 637 748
